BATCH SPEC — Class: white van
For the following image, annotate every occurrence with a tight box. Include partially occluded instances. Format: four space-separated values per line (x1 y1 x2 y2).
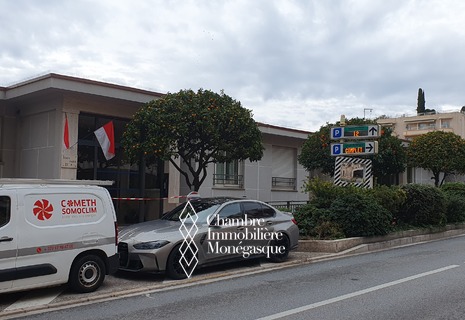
0 179 119 294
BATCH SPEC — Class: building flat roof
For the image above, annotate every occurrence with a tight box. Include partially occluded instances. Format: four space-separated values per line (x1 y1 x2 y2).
2 73 313 136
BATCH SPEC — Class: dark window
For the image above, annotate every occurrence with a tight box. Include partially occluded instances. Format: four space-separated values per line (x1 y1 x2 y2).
163 199 231 223
261 203 276 218
242 201 276 219
0 196 11 228
218 203 243 220
77 113 166 224
242 202 262 219
214 160 244 188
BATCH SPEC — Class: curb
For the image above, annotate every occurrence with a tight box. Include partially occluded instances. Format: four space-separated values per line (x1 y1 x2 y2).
339 228 465 255
296 224 465 253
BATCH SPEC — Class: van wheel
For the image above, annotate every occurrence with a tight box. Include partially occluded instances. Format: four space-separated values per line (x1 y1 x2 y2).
69 255 106 293
166 243 195 280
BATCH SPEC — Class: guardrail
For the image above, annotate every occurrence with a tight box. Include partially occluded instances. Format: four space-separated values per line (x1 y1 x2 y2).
271 177 297 190
213 174 244 188
267 200 309 213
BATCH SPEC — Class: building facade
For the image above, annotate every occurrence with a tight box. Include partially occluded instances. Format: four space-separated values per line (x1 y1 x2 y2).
377 111 465 185
0 74 311 224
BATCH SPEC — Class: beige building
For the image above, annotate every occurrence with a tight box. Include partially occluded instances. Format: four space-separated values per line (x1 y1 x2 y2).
0 73 311 224
377 111 465 184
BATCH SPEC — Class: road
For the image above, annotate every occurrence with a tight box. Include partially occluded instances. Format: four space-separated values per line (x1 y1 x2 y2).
5 235 465 320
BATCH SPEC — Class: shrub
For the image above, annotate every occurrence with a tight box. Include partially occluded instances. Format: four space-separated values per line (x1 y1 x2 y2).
327 193 393 237
440 182 465 223
398 184 446 226
294 204 344 239
443 194 465 223
293 204 318 237
440 182 465 196
313 220 345 239
303 178 340 209
300 179 452 239
304 178 363 209
368 185 406 219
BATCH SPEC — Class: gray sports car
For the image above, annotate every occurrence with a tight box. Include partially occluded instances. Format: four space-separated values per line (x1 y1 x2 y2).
118 197 299 279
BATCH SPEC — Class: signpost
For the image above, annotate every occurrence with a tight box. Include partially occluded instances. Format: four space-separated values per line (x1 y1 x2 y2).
330 119 379 189
330 125 380 140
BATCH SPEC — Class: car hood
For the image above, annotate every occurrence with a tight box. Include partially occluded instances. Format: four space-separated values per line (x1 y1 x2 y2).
119 219 201 243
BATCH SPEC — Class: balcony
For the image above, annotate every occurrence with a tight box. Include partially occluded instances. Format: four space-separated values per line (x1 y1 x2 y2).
272 177 297 191
404 127 454 137
213 174 244 188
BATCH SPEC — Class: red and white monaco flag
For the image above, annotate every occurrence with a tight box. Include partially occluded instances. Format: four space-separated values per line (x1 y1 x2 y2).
94 121 115 160
63 113 70 149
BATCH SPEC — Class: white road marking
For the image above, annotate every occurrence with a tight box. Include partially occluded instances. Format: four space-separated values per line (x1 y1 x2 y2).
256 264 460 320
4 287 64 311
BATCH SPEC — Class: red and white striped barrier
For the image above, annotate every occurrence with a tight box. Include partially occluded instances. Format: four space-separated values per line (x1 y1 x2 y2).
112 191 199 201
111 197 159 201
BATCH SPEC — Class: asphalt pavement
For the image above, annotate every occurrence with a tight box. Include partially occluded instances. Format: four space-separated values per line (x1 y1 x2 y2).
8 235 465 320
2 225 465 319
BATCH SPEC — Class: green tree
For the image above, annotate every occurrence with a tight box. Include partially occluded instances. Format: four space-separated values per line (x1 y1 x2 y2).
122 89 264 191
407 131 465 186
298 123 333 176
298 118 374 176
417 88 425 114
373 127 407 185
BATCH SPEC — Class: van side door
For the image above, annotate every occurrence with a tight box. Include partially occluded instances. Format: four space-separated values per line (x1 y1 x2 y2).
0 195 16 291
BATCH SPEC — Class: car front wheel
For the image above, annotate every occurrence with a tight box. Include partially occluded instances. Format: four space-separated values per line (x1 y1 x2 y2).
166 243 196 280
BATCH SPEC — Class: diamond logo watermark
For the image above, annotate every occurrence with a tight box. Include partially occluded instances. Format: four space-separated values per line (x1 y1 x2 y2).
178 200 199 278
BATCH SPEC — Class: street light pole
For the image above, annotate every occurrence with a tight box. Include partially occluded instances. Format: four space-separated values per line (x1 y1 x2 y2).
364 108 373 119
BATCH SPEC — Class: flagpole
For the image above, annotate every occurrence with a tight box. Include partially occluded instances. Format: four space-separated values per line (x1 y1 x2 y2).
63 117 118 154
66 131 94 150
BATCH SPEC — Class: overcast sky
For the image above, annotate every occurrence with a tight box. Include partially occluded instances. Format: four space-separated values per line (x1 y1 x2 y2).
1 0 464 131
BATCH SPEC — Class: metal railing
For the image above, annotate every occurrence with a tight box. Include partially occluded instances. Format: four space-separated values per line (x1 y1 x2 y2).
213 174 244 188
267 200 309 213
272 177 297 190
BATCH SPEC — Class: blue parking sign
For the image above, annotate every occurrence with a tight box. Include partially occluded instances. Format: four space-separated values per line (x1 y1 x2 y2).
332 144 342 155
331 127 342 139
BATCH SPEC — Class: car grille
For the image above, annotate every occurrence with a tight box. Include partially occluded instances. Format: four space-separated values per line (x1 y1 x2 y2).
118 242 129 267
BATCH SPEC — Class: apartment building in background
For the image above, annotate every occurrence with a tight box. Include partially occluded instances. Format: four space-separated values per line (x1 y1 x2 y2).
377 110 465 185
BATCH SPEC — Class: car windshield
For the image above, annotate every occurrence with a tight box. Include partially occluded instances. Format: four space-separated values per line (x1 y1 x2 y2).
162 199 224 223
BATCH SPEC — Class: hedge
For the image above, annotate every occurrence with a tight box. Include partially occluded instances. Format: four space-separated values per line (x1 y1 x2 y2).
295 179 465 240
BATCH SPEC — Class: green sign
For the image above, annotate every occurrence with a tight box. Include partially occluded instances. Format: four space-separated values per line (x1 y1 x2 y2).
331 125 380 140
331 141 378 156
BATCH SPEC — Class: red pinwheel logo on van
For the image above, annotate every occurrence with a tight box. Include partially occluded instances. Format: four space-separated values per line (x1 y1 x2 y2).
33 199 54 221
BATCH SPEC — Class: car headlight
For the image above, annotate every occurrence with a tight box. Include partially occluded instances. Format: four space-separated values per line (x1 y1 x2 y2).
133 240 170 250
